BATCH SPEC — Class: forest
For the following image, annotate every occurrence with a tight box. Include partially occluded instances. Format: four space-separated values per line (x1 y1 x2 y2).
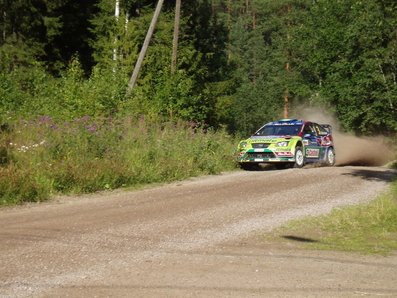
1 0 396 134
0 0 396 204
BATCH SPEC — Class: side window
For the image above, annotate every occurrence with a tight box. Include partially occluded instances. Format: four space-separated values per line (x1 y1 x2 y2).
312 124 321 136
315 123 327 136
303 124 314 136
311 124 319 136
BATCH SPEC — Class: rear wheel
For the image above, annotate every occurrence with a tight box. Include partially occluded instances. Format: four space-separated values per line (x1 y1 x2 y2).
294 146 305 168
325 147 335 166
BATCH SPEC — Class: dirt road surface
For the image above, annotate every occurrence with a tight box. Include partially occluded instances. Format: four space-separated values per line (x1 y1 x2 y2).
1 166 396 297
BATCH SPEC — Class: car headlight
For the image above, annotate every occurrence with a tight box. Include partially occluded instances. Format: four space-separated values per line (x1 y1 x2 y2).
276 141 289 147
239 141 248 149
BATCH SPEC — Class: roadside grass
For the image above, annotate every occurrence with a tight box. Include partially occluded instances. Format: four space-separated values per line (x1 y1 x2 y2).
0 117 238 206
266 176 397 255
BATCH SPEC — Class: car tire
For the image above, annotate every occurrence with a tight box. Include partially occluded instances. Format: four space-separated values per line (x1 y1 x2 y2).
325 147 335 166
294 146 305 168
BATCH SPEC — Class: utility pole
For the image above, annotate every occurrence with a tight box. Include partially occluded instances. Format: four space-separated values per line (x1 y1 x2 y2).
171 0 181 74
126 0 165 95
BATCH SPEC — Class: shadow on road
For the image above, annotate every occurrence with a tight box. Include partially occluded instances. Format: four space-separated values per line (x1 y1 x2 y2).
281 235 319 243
342 169 396 183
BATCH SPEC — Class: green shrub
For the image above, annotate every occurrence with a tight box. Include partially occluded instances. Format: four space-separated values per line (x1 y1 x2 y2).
0 116 238 205
0 165 50 205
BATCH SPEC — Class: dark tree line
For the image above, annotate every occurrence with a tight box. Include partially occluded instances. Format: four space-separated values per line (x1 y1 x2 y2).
0 0 396 135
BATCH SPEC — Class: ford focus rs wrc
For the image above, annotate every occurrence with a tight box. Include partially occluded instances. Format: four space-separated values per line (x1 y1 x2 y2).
237 119 335 170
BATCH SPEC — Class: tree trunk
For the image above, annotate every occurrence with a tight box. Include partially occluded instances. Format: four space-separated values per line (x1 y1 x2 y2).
171 0 181 74
227 0 231 61
126 0 165 95
2 9 6 43
113 0 120 64
283 4 292 119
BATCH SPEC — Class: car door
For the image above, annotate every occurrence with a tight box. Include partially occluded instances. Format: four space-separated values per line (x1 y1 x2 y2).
302 123 322 160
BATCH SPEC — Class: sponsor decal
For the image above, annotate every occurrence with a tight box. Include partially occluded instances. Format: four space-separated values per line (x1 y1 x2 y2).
275 151 293 156
306 148 320 158
321 136 333 146
250 137 277 142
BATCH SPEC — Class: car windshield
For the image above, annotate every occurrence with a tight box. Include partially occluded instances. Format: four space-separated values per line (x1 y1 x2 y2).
255 124 302 136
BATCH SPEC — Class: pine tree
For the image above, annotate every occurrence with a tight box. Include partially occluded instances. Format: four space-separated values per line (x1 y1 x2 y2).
227 0 311 135
294 0 397 134
0 0 46 71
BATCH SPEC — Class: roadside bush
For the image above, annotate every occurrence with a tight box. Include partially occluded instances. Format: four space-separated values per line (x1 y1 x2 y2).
0 116 237 205
0 165 50 205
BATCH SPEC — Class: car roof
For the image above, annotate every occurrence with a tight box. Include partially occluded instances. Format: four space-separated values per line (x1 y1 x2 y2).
266 119 305 126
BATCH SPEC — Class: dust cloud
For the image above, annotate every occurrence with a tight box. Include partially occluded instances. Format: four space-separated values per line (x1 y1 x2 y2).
294 107 394 166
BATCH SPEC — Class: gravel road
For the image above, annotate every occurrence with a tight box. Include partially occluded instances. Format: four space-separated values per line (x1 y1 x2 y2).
1 166 396 297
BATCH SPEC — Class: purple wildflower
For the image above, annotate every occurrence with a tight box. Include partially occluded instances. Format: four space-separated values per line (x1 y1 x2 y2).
38 115 53 125
86 124 97 133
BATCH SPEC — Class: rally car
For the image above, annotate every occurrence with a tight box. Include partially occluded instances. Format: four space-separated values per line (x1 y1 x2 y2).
237 119 335 170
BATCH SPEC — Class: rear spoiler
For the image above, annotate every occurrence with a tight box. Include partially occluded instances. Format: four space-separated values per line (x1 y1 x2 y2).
320 124 332 134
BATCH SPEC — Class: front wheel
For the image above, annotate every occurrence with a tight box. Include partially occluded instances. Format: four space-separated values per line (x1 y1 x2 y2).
325 147 335 166
294 146 305 168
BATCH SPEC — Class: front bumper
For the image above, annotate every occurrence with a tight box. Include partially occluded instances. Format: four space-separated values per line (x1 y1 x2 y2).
237 148 295 163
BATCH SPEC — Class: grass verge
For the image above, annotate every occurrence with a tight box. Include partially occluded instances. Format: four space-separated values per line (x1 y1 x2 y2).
266 177 397 255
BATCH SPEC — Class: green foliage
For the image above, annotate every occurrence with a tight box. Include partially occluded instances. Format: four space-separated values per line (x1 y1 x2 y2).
0 0 96 74
0 58 128 120
101 1 231 126
293 0 397 134
0 165 51 205
0 0 397 136
0 117 237 205
1 0 397 162
227 0 311 135
0 0 46 71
